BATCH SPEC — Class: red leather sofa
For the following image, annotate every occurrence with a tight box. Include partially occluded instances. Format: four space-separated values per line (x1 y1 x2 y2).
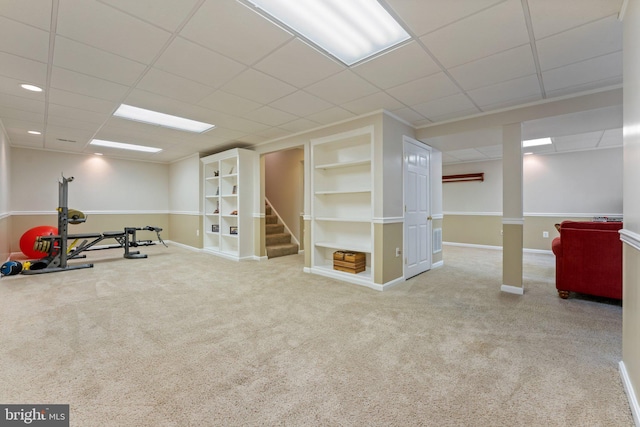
551 220 623 299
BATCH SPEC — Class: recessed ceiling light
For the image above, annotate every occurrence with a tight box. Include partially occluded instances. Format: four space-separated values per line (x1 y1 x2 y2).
94 153 103 156
245 0 410 66
90 139 162 153
522 137 553 148
27 130 42 135
113 104 215 133
20 84 43 92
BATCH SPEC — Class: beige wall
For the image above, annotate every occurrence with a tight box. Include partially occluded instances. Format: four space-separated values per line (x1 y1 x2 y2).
622 0 640 419
374 222 404 284
0 215 9 261
168 214 200 248
0 123 10 260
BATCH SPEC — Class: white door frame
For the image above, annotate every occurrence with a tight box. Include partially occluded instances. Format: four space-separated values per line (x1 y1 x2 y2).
403 136 432 280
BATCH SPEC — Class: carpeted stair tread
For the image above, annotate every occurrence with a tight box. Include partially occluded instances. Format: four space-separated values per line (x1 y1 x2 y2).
266 232 292 245
266 243 299 258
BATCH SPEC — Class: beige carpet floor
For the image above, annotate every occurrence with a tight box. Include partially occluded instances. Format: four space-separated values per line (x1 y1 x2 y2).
0 244 633 426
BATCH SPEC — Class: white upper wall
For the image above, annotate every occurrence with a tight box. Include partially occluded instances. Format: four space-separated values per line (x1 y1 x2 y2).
0 124 9 216
169 154 200 215
443 147 623 215
10 148 169 213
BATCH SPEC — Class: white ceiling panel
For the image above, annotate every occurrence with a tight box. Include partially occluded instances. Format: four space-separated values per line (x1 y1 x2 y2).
0 52 47 85
476 144 503 158
446 148 488 161
136 68 215 104
305 70 379 105
0 15 50 62
253 39 344 89
553 131 602 151
180 0 293 66
353 41 440 89
384 0 504 37
51 67 129 102
269 91 333 117
537 15 623 71
53 36 147 86
599 128 623 147
154 37 246 89
449 44 537 91
222 69 297 105
0 0 626 163
387 72 460 106
57 0 172 64
243 106 297 127
99 0 202 32
198 90 262 116
342 92 405 116
420 0 530 68
467 74 542 109
528 0 623 39
542 51 622 94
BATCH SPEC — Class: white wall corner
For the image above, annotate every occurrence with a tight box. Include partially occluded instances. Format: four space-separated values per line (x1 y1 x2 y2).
619 361 640 426
501 284 524 295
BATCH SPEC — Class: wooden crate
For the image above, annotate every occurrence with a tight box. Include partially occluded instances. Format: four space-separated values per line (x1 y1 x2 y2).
333 251 366 274
333 264 366 274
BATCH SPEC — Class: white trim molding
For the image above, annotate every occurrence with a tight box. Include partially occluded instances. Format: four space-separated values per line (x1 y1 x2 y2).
501 284 524 295
169 211 200 215
443 211 502 216
373 217 404 224
432 213 444 220
619 361 640 426
12 210 169 215
302 215 312 221
620 229 640 252
502 218 524 225
0 212 9 220
431 260 444 269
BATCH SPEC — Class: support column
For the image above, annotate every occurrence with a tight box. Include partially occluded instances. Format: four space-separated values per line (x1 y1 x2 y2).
502 123 524 295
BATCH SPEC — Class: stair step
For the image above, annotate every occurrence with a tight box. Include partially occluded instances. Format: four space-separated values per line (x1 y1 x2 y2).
266 243 299 259
265 206 272 215
266 223 284 234
266 232 292 245
265 214 278 224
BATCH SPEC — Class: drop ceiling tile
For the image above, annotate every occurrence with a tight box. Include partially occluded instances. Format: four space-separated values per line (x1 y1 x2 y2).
253 38 344 88
352 41 440 89
0 93 45 115
122 89 219 123
45 128 94 149
53 37 147 86
154 37 246 88
250 127 290 141
1 117 45 132
48 88 117 114
0 52 47 85
46 115 101 132
0 0 52 30
542 51 622 94
5 135 42 148
222 69 297 105
552 132 601 151
599 128 622 147
57 0 172 64
180 0 293 66
537 15 622 71
528 0 622 39
99 0 201 32
211 112 270 134
137 68 216 104
198 90 262 115
305 70 379 105
269 91 332 117
51 67 129 102
476 144 503 158
0 106 44 123
413 94 478 121
0 16 49 62
467 74 542 109
0 75 46 100
305 107 355 125
342 92 405 116
385 0 504 37
446 148 487 161
390 107 428 124
7 127 43 143
243 106 297 127
449 45 536 91
386 72 460 106
441 152 461 164
48 104 111 124
278 118 319 133
420 0 529 68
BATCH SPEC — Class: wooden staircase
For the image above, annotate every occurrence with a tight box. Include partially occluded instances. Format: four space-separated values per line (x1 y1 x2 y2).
265 202 299 259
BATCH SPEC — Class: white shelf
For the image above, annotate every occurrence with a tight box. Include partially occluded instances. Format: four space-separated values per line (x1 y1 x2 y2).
315 217 370 223
314 241 371 252
315 189 370 195
315 159 370 170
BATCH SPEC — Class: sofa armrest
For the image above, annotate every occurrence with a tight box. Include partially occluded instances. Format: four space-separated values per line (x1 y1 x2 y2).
551 237 562 257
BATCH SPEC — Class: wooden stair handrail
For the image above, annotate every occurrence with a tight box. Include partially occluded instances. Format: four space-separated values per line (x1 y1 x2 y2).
442 173 484 183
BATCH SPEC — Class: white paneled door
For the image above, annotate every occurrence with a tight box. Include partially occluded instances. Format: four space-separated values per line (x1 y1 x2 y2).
404 137 432 279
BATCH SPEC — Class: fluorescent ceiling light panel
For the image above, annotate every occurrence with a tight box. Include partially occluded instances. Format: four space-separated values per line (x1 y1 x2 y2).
522 137 553 147
246 0 410 66
21 84 43 92
90 139 162 153
113 104 215 133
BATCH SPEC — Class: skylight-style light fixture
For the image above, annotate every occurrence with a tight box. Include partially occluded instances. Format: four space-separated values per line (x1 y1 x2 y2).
21 84 43 92
90 139 162 153
245 0 410 66
113 104 215 133
522 137 553 148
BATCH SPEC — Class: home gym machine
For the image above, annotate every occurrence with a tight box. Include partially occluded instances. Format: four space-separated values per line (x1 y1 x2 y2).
22 175 166 275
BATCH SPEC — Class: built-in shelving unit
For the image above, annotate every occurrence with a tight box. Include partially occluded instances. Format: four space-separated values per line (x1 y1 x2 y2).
201 148 256 261
310 126 374 287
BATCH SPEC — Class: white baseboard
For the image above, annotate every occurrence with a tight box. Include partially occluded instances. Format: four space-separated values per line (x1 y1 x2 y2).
443 242 553 255
501 284 524 295
164 240 199 252
620 361 640 426
431 260 444 269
